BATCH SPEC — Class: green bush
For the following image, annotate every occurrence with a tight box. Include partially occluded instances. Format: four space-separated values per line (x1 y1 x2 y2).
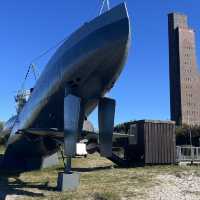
176 125 200 146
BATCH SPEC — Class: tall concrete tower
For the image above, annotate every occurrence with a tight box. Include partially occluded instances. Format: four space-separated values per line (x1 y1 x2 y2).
168 13 200 126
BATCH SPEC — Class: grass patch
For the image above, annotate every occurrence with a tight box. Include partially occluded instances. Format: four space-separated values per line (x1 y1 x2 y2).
0 145 5 154
93 191 121 200
1 153 200 199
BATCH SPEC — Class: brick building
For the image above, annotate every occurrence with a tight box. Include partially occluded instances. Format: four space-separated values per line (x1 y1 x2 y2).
168 13 200 126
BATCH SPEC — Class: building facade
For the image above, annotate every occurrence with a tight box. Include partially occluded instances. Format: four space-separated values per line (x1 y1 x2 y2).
168 13 200 126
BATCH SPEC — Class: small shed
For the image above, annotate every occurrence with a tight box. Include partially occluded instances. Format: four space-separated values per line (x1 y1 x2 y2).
114 120 176 164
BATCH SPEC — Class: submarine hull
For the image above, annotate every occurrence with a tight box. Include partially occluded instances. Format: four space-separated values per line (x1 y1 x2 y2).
3 3 131 171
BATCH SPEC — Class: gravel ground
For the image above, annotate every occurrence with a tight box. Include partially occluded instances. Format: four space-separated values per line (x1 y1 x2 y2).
5 195 20 200
148 173 200 200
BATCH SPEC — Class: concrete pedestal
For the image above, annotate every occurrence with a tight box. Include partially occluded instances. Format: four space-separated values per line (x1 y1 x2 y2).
57 172 80 191
41 153 59 169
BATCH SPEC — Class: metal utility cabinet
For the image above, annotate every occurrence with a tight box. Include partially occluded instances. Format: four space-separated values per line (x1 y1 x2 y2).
113 120 176 165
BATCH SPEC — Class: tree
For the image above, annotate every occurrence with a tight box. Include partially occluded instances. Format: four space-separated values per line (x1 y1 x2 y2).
0 121 4 132
176 125 200 146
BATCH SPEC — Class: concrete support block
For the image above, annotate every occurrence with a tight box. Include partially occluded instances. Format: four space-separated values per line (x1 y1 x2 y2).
57 172 80 191
41 153 59 169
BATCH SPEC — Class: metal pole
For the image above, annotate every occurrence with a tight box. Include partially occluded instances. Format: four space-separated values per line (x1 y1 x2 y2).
31 64 37 81
99 0 110 16
59 145 66 169
189 127 192 147
106 0 110 9
99 0 106 15
187 106 192 149
65 156 72 174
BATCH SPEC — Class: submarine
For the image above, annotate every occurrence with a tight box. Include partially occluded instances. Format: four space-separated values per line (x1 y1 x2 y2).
1 3 131 171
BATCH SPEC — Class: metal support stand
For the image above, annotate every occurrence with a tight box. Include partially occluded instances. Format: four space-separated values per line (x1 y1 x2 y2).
57 94 83 191
65 156 72 173
59 145 66 169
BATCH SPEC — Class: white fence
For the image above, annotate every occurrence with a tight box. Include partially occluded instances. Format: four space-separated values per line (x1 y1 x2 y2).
176 146 200 162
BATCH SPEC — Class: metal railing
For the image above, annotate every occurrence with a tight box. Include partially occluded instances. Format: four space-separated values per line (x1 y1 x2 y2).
176 146 200 162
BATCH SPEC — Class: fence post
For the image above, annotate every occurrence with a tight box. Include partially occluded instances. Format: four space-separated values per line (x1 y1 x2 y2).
196 147 198 161
191 147 194 161
177 146 181 162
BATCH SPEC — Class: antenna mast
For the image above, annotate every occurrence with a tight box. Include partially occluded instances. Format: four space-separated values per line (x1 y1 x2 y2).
99 0 110 16
30 63 39 81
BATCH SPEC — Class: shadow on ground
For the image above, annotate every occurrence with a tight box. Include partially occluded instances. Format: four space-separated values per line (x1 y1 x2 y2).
0 154 57 200
0 173 58 200
72 165 113 172
0 154 115 200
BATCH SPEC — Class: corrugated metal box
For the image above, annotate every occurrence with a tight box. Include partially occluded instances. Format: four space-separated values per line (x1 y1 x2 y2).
124 120 176 164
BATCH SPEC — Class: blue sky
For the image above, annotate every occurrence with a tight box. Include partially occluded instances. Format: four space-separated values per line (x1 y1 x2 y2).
0 0 199 127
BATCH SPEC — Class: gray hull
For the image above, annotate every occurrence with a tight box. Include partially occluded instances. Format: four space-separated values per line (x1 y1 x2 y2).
14 3 130 133
3 3 131 171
